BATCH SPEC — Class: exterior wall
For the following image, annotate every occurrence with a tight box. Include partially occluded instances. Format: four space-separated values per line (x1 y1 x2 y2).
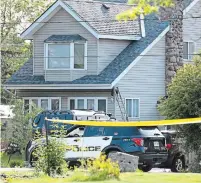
115 36 166 121
98 39 130 74
183 0 201 63
17 90 115 116
33 8 97 80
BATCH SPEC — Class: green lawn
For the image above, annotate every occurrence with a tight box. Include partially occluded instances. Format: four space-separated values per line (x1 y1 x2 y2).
5 172 201 183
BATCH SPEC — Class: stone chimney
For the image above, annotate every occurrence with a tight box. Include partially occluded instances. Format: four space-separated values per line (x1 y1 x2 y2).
165 0 184 90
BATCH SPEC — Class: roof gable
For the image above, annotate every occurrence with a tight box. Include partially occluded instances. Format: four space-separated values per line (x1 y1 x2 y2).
21 0 142 40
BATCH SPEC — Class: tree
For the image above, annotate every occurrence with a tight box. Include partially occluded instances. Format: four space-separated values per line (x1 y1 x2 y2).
117 0 174 20
1 96 42 157
158 52 201 172
1 0 54 103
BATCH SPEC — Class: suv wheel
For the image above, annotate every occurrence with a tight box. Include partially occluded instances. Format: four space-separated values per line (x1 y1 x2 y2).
139 164 153 172
171 157 185 172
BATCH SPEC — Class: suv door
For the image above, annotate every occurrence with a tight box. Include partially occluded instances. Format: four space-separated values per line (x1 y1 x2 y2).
62 126 85 160
81 126 113 158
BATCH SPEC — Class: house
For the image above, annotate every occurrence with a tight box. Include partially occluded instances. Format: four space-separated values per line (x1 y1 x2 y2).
4 0 201 121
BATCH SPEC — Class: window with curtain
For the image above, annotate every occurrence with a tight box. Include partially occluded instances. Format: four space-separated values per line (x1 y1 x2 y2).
48 44 70 69
74 43 84 69
183 42 195 60
126 99 140 118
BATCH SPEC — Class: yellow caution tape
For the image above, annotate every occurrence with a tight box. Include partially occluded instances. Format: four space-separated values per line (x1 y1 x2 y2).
45 117 201 127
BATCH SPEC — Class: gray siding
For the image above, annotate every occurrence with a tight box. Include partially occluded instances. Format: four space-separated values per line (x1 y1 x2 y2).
17 91 114 115
115 36 166 121
45 70 71 81
183 0 201 63
98 39 130 73
33 8 97 80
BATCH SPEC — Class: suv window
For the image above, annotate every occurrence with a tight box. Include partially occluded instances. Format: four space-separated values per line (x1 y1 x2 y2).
138 127 162 136
104 127 140 136
84 126 105 137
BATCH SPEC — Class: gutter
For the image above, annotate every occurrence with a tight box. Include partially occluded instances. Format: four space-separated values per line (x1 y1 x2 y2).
4 84 113 90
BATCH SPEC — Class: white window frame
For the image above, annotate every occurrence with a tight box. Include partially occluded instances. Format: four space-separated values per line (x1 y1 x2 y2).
44 42 87 70
23 97 61 111
183 41 196 60
68 97 108 112
125 98 140 119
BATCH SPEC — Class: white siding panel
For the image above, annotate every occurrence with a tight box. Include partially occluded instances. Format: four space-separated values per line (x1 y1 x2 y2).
33 8 97 79
183 0 201 63
98 39 130 73
115 36 166 121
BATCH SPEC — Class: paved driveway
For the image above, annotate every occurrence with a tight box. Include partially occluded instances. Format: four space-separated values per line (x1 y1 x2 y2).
150 168 171 173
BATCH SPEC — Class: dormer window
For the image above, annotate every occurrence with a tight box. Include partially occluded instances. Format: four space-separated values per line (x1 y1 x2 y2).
44 35 87 70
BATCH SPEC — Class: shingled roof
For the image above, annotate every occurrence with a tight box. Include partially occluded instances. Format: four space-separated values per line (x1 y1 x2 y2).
5 0 194 86
63 0 141 36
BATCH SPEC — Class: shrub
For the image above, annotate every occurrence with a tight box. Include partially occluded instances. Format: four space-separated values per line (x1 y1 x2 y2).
33 138 68 176
10 160 23 168
70 155 120 181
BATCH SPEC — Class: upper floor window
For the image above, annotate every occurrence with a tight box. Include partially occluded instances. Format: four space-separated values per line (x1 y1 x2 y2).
183 42 195 60
125 98 140 118
44 35 87 70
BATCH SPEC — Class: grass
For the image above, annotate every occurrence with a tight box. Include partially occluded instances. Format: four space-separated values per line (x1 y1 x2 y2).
4 172 201 183
0 152 24 168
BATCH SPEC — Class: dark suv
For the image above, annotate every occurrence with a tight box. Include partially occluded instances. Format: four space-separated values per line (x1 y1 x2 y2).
159 130 186 172
26 125 168 172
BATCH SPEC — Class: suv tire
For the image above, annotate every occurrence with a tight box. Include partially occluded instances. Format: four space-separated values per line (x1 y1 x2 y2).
171 157 185 172
139 164 153 172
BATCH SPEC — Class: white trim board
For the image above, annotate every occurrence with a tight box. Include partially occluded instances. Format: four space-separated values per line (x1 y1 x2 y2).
111 0 200 87
183 0 200 15
21 0 141 40
4 84 112 90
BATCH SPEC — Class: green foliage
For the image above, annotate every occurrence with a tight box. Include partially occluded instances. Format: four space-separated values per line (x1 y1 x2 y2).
33 138 68 176
1 97 42 157
158 52 201 172
69 155 120 182
117 0 174 20
6 172 201 183
0 152 23 168
9 160 23 168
